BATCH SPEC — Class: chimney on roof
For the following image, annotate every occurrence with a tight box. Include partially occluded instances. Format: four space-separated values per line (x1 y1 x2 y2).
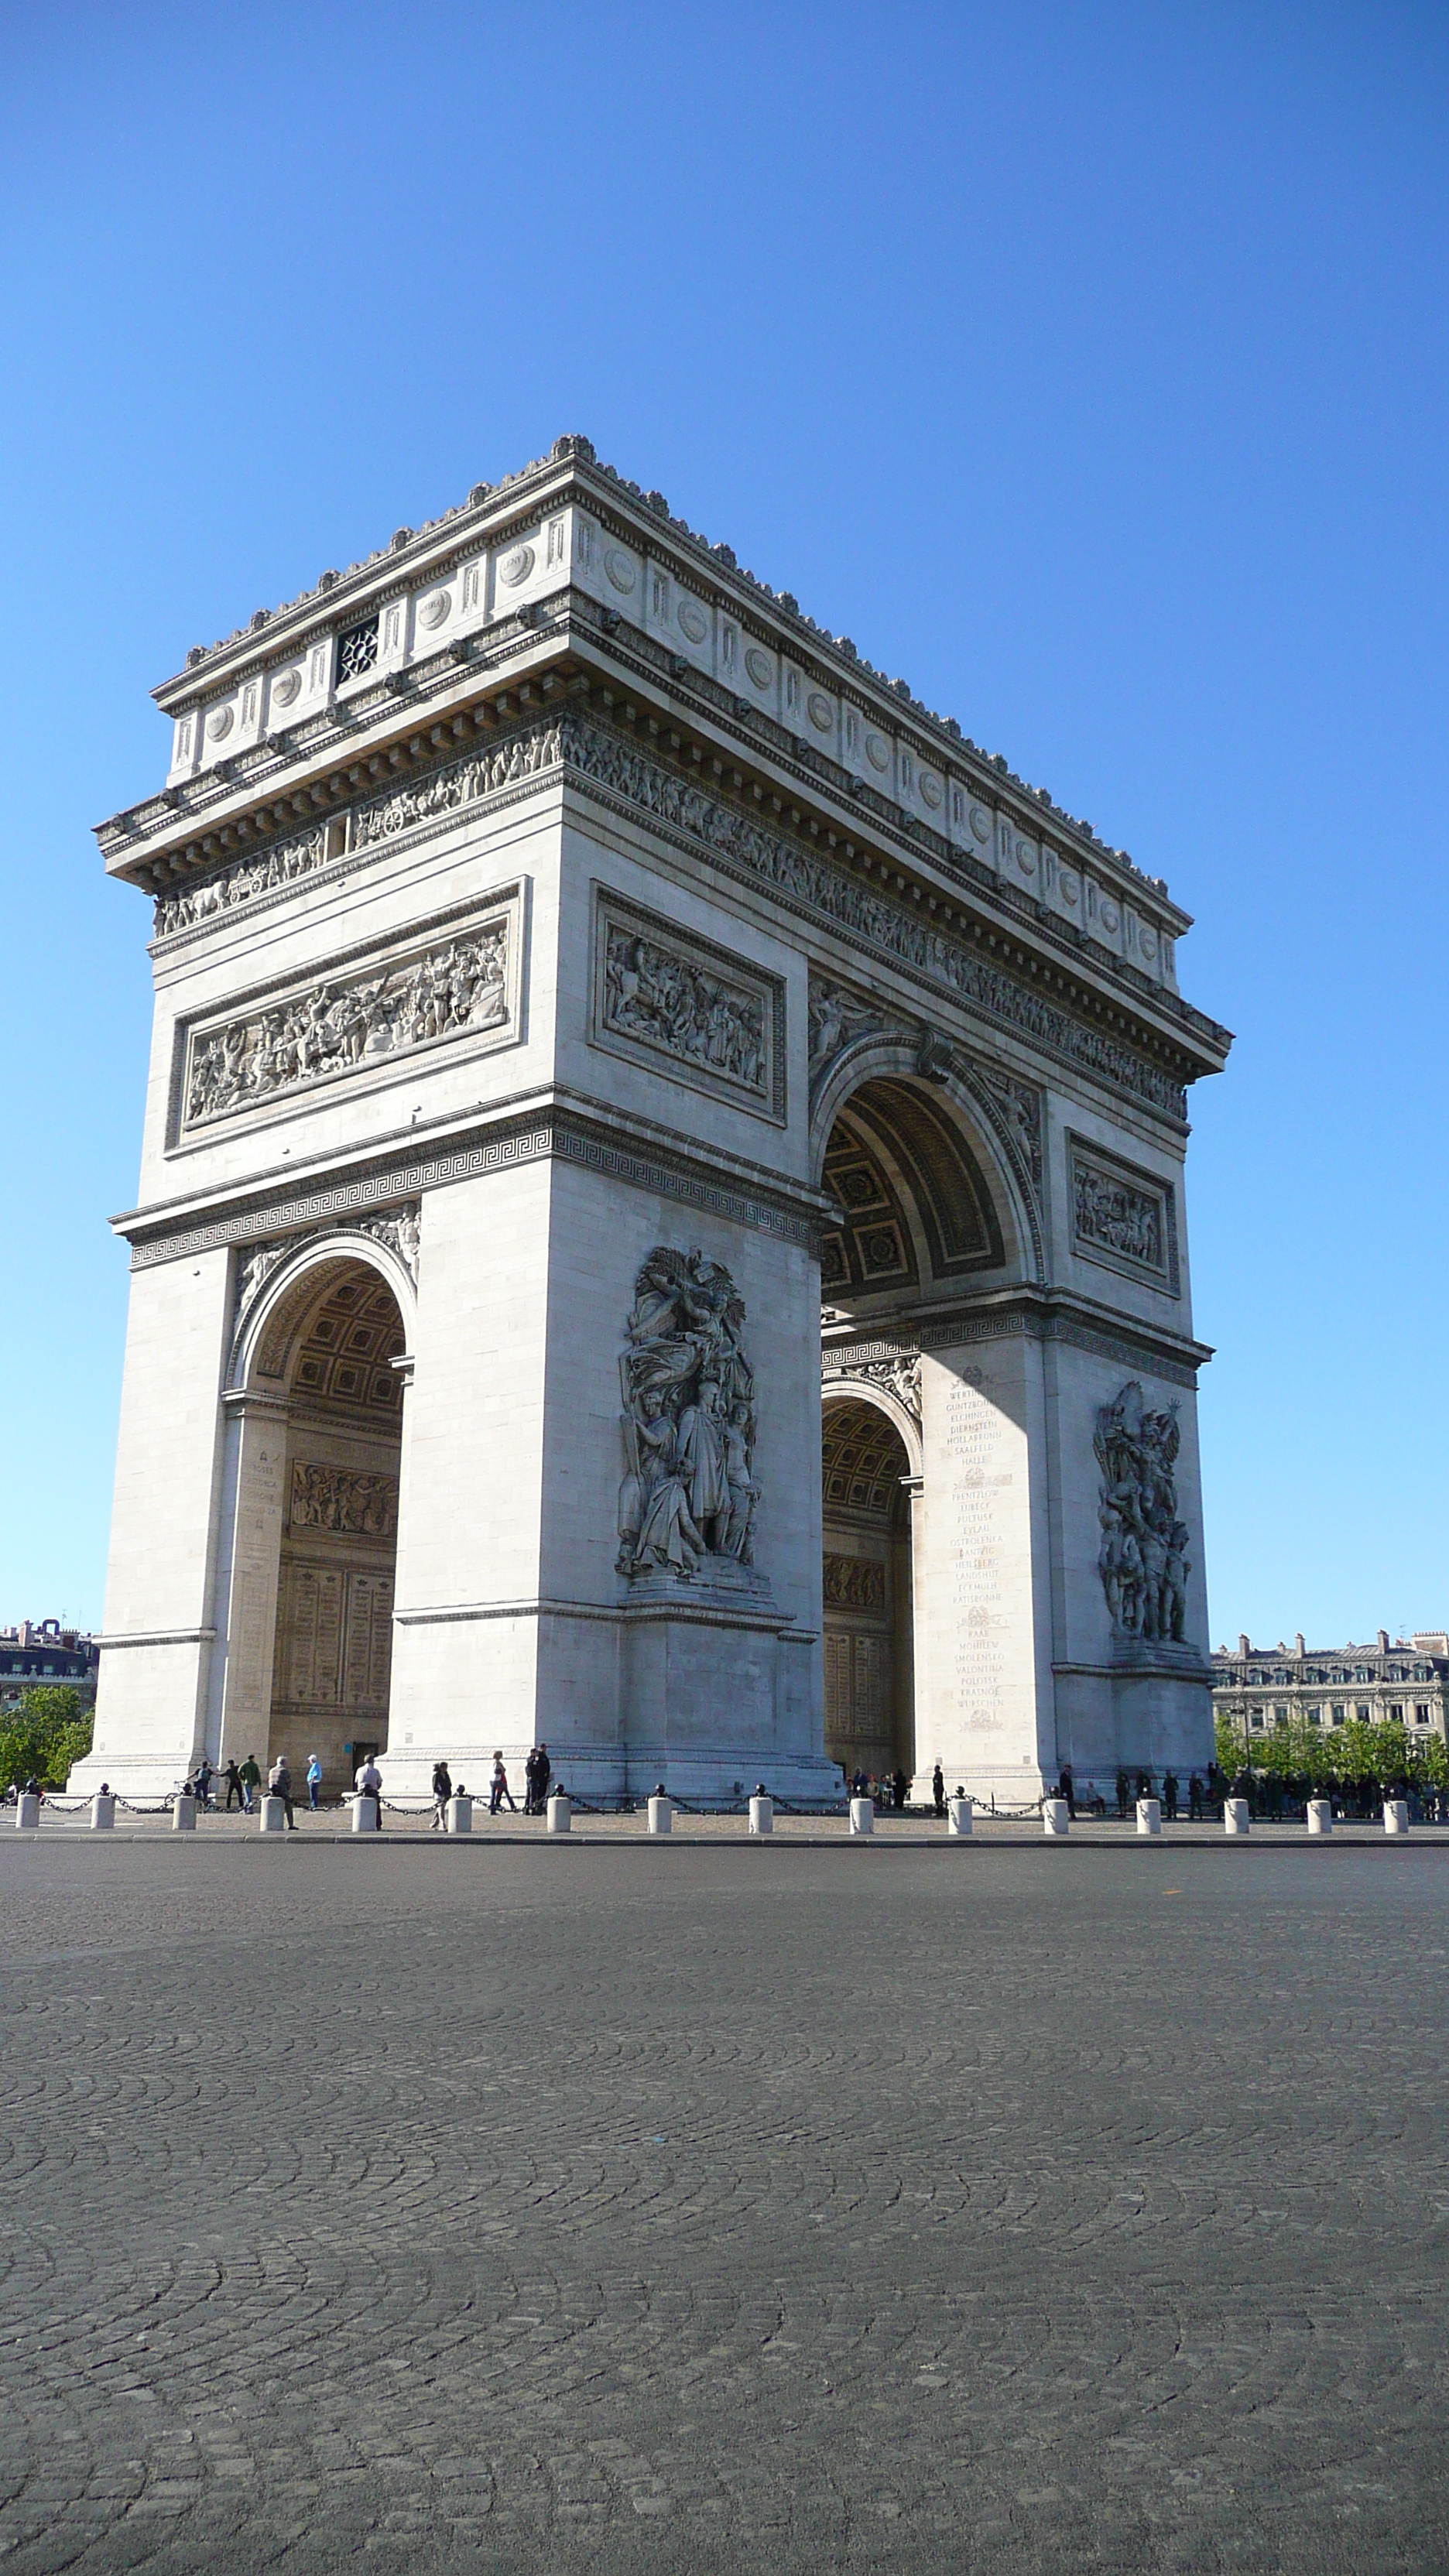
1295 1633 1305 1657
1378 1629 1390 1653
1238 1633 1250 1657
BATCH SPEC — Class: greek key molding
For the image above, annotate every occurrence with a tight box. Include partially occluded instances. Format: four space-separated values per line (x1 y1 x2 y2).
128 1109 824 1272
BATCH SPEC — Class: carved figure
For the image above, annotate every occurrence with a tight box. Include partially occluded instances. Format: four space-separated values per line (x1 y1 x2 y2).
604 927 766 1094
1093 1382 1188 1643
1074 1160 1163 1269
616 1249 759 1581
185 923 509 1125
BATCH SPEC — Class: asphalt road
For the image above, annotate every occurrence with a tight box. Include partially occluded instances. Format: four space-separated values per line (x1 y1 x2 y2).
0 1835 1444 2575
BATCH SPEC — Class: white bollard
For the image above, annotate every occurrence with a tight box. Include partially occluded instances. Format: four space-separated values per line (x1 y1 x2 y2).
647 1791 672 1836
259 1794 287 1834
546 1793 571 1834
173 1794 196 1832
90 1793 115 1831
1307 1797 1333 1836
848 1796 874 1837
748 1793 773 1836
948 1797 973 1837
1224 1797 1250 1836
1043 1797 1070 1837
446 1794 472 1834
15 1792 40 1830
1136 1797 1162 1837
350 1794 379 1834
1384 1799 1409 1836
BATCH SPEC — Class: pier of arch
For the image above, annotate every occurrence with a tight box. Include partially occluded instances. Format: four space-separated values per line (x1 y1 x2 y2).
80 442 1228 1804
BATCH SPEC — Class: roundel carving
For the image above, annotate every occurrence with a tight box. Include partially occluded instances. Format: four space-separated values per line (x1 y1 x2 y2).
745 646 774 689
499 545 535 588
1139 926 1158 959
1099 899 1121 933
205 704 234 741
1017 841 1036 874
865 734 890 772
807 690 834 731
969 805 992 842
919 769 943 809
677 598 708 642
604 547 636 594
1060 870 1080 906
418 589 451 629
271 670 302 709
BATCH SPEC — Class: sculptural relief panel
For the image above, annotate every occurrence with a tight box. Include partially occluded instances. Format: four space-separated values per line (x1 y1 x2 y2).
1094 1381 1191 1645
1070 1136 1178 1293
591 890 786 1122
615 1249 762 1581
175 890 522 1137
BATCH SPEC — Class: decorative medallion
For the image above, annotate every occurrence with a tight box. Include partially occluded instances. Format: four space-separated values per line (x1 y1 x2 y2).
1060 871 1080 907
807 690 834 731
604 547 636 594
418 589 451 630
205 705 234 741
677 598 708 642
970 805 992 841
919 770 943 809
271 670 302 709
1017 842 1036 874
1139 926 1157 960
745 646 774 690
1100 900 1120 933
865 734 890 772
498 545 535 588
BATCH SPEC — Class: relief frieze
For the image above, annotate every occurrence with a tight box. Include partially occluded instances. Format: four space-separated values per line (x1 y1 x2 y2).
180 906 515 1131
823 1554 887 1613
593 892 785 1120
290 1461 399 1540
1069 1136 1178 1293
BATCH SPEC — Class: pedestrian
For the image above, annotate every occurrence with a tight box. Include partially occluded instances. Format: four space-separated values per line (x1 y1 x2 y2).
303 1753 322 1810
1115 1769 1129 1819
489 1752 516 1815
1188 1772 1204 1821
268 1754 296 1831
1162 1770 1178 1823
194 1758 214 1810
931 1761 945 1819
431 1759 453 1831
239 1752 261 1814
222 1759 244 1811
1059 1762 1076 1819
522 1746 540 1814
535 1742 552 1810
355 1756 383 1817
892 1766 908 1811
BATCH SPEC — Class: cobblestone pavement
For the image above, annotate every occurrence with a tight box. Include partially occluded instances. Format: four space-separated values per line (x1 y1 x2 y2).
0 1840 1445 2574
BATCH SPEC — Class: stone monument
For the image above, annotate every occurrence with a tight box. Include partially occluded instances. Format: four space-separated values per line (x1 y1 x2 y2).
77 437 1230 1806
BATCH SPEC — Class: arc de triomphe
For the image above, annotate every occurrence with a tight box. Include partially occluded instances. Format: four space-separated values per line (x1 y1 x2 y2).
78 437 1230 1807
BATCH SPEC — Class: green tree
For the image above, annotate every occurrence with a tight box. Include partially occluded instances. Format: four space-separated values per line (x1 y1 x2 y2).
0 1687 93 1792
1214 1713 1244 1781
1417 1733 1449 1794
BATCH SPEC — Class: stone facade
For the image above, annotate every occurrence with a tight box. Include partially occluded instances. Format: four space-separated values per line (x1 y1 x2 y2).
1214 1632 1449 1752
80 436 1231 1804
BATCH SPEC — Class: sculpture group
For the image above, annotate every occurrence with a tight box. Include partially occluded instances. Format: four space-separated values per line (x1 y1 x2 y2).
1094 1380 1190 1643
604 926 766 1094
616 1249 760 1578
185 927 508 1124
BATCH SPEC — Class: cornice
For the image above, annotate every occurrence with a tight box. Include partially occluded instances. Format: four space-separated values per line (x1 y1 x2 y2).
821 1285 1213 1390
118 435 1200 957
114 1084 838 1266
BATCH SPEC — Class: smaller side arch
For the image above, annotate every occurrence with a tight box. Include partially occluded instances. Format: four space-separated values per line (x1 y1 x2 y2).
820 1367 924 1479
230 1227 419 1393
810 1039 1044 1287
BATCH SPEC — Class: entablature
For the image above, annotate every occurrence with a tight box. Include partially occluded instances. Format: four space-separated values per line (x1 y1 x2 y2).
99 441 1224 1042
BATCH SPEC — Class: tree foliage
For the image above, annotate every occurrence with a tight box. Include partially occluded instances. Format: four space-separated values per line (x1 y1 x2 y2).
0 1688 93 1792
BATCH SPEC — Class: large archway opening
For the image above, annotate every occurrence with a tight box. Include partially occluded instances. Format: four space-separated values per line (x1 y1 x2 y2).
821 1396 914 1787
256 1258 407 1795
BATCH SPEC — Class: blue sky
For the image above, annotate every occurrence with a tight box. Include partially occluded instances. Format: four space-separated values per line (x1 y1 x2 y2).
2 1 1445 1644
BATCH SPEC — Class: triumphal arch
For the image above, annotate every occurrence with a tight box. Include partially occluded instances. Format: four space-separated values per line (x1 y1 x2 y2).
80 437 1231 1806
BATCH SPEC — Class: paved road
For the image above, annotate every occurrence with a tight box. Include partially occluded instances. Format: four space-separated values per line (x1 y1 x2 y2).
0 1838 1444 2574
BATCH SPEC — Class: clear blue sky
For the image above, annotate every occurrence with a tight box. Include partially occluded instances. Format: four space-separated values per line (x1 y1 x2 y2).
2 2 1445 1645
